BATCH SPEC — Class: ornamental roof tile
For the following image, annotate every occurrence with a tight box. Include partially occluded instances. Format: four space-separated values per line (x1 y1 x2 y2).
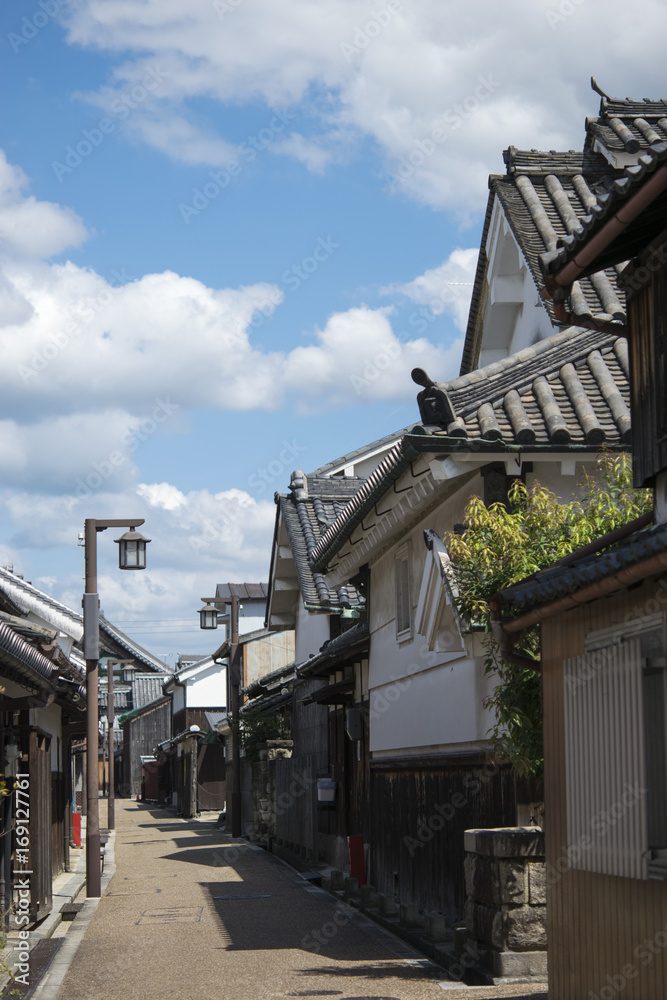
587 93 667 156
416 325 630 448
310 326 631 573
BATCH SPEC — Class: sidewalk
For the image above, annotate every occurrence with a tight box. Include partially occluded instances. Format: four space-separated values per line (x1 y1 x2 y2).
35 800 548 1000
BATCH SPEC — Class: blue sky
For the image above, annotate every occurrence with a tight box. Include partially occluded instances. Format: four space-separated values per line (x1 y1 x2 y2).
0 0 665 664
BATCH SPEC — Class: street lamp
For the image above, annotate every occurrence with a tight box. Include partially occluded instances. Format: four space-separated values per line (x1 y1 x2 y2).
114 529 150 570
83 518 150 898
198 600 219 630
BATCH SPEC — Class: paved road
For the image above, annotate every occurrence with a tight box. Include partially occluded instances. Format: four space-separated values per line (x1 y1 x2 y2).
55 800 547 1000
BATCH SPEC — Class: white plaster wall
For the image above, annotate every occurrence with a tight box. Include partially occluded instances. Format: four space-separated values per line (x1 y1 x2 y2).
171 684 185 714
238 616 265 637
185 662 227 708
366 456 599 755
295 601 329 664
31 703 63 771
526 459 593 500
367 476 495 754
371 656 479 752
238 598 267 636
478 204 556 368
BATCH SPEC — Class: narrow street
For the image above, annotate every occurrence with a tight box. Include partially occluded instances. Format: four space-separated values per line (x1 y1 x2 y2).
46 801 547 1000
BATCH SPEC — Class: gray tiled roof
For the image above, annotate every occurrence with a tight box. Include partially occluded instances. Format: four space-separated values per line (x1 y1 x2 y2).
278 471 366 611
310 326 631 573
204 710 226 730
99 690 129 709
587 94 667 155
460 188 495 376
0 566 83 640
460 146 626 375
492 147 626 327
416 325 630 447
132 674 165 708
310 427 412 476
215 583 268 600
541 141 667 279
99 615 171 674
495 521 667 618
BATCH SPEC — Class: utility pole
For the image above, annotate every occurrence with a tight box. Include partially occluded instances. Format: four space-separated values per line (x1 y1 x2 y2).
229 595 241 837
84 518 101 899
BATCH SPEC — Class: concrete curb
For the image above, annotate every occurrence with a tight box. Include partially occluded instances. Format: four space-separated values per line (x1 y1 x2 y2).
0 845 89 994
31 831 116 1000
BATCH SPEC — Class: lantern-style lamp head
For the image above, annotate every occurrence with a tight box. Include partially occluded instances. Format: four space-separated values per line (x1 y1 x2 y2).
114 529 150 570
199 603 218 630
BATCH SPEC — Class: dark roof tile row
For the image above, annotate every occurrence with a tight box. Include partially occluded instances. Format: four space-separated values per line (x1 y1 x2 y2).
417 326 630 447
278 472 366 611
494 149 626 327
496 521 667 617
587 94 667 155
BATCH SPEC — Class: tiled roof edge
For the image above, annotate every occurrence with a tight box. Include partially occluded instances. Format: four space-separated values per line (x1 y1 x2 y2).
541 143 667 276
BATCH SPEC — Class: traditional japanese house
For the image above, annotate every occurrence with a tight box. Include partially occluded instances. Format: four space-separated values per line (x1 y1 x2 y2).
261 88 641 922
493 86 667 1000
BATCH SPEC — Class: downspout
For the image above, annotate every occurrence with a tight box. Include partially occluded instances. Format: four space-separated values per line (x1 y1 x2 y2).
489 606 541 672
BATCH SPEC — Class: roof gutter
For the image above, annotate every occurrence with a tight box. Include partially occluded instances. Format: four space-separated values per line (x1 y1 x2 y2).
542 164 667 304
552 311 626 336
496 546 667 635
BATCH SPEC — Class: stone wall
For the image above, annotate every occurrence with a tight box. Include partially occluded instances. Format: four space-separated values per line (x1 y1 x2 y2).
461 827 547 981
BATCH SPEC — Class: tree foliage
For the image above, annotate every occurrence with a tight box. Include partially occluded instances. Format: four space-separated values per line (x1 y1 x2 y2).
444 453 652 781
236 708 289 763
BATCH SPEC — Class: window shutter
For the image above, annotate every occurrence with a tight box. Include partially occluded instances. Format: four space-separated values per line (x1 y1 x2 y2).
563 640 648 880
395 556 410 636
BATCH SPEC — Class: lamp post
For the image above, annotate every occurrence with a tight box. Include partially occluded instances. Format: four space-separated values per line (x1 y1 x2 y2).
199 595 241 836
83 518 150 898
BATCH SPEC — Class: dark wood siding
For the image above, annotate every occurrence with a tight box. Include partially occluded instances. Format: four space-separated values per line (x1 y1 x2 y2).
50 772 65 877
28 729 52 921
628 264 667 486
196 744 225 811
124 699 171 798
543 578 667 1000
370 756 515 920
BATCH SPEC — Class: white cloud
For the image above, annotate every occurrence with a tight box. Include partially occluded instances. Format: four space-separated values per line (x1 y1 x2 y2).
0 151 460 453
0 479 276 662
0 152 88 259
2 478 275 609
0 411 140 492
283 305 461 408
272 133 333 173
381 248 478 332
60 0 667 213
